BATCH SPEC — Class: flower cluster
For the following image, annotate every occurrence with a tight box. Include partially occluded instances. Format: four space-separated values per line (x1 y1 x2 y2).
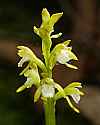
17 8 84 113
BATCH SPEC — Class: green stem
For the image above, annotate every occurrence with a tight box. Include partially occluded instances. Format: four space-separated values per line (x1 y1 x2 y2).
42 36 56 125
44 98 56 125
42 37 51 68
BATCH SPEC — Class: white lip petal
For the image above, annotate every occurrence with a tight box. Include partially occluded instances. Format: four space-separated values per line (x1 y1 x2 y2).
24 78 33 88
18 57 29 67
65 63 78 69
71 94 80 104
41 84 55 97
57 49 70 64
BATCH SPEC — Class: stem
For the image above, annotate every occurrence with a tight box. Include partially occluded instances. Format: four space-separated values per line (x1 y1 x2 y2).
44 98 56 125
42 36 56 125
42 37 51 68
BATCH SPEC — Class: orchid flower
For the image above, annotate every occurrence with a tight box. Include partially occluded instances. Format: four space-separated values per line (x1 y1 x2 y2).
55 82 84 113
34 8 63 38
49 40 78 70
17 46 47 72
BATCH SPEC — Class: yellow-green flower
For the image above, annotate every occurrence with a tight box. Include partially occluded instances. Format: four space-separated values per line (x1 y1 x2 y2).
49 40 78 70
16 63 40 92
34 78 55 102
55 82 84 113
17 46 47 72
34 8 63 38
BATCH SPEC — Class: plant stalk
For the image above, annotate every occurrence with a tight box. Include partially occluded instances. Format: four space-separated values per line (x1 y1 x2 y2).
42 36 56 125
44 98 56 125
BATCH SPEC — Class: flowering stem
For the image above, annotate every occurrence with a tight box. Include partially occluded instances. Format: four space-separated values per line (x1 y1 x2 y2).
42 35 56 125
44 98 56 125
42 37 51 68
16 8 83 125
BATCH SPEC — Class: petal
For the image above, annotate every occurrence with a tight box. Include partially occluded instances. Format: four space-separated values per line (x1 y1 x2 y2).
48 44 64 69
17 46 35 58
54 83 65 96
64 87 84 96
65 96 80 113
24 66 40 87
65 50 78 61
41 84 55 97
66 82 82 88
51 32 62 38
17 46 47 72
18 57 29 67
42 8 50 24
57 49 70 64
54 83 65 100
33 26 40 36
65 63 78 69
34 86 42 103
17 46 36 65
71 94 80 104
16 85 26 93
63 40 71 46
16 78 34 93
24 77 33 88
19 64 30 76
54 45 77 64
49 12 63 27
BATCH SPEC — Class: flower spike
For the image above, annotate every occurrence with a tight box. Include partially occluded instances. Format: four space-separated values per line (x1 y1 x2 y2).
17 8 84 119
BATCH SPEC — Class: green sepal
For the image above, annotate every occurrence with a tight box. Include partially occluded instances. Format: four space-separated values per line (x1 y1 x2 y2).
65 63 78 69
16 85 26 93
64 82 84 96
16 78 33 93
54 83 65 100
16 63 41 93
49 12 63 27
64 87 84 96
34 86 42 103
33 26 40 36
41 72 50 78
41 8 50 25
51 33 62 39
65 49 78 61
41 78 54 85
24 64 40 87
41 96 47 102
65 96 80 113
63 40 71 46
66 82 82 88
19 63 30 76
24 78 34 88
17 46 36 60
55 82 84 100
49 41 78 70
49 43 64 69
17 46 47 72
